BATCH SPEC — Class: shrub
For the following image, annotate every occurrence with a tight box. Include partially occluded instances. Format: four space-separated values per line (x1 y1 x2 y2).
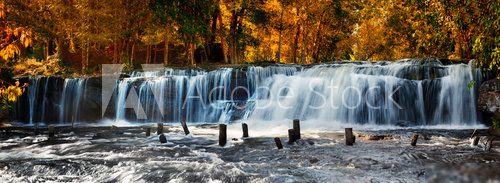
493 118 500 132
12 57 70 76
0 80 26 112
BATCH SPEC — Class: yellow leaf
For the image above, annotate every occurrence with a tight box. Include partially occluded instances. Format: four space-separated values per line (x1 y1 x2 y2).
15 88 22 96
13 28 19 37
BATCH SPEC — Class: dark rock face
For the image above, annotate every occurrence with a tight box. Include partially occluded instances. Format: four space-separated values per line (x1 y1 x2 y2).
478 79 500 121
0 111 8 124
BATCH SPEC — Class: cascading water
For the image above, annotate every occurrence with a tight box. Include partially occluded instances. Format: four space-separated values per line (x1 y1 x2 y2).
114 68 234 123
27 78 41 125
59 78 88 124
24 77 64 125
15 59 482 127
245 62 480 126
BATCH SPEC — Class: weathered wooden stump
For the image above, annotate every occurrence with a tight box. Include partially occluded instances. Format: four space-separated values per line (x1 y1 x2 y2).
242 123 249 138
345 128 354 146
274 137 283 149
145 127 151 137
181 120 190 135
48 125 55 139
219 124 227 146
157 123 163 135
411 134 419 146
288 129 297 144
293 119 301 139
159 134 167 143
472 136 480 146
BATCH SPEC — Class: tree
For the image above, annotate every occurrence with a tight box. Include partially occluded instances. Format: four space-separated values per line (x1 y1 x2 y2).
153 0 217 66
0 1 32 62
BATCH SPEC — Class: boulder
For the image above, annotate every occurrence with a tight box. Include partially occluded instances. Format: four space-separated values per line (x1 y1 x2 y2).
478 79 500 121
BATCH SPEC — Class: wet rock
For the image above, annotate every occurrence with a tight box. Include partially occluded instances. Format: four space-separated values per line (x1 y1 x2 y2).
119 73 131 79
0 111 9 124
477 79 500 121
92 132 113 139
423 135 431 140
295 139 314 146
92 130 123 139
394 120 409 127
361 134 393 141
309 158 319 164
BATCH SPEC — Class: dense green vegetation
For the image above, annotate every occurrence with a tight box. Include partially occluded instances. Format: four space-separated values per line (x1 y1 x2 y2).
0 0 498 74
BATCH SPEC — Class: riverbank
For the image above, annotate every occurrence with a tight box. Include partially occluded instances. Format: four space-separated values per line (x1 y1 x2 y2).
0 124 499 182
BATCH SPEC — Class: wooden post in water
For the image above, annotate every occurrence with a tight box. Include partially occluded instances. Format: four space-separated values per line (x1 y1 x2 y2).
472 136 480 146
293 119 301 139
345 128 354 146
288 129 297 144
274 137 283 149
411 134 419 146
242 123 249 138
159 134 167 143
157 123 163 135
181 120 190 135
145 127 151 137
219 124 227 146
48 125 55 139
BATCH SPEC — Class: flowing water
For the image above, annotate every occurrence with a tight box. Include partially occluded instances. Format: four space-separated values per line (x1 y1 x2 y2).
16 59 482 128
0 126 499 182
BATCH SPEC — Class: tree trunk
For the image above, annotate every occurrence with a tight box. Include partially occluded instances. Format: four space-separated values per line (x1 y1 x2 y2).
210 6 219 44
218 14 228 63
81 41 90 73
292 23 301 64
56 37 70 66
131 43 136 64
236 12 245 64
313 19 323 63
188 42 195 66
153 45 158 64
301 25 308 64
229 10 238 64
277 4 284 63
203 44 209 64
113 41 119 64
145 45 150 64
124 40 130 64
45 41 50 60
164 40 169 65
85 43 90 72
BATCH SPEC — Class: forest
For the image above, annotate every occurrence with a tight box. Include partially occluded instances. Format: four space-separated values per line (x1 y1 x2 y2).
0 0 498 74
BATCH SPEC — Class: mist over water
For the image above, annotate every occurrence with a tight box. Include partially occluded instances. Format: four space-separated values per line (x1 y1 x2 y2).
16 59 482 128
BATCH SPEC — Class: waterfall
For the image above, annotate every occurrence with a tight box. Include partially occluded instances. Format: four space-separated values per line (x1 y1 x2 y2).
114 68 234 123
59 78 87 124
27 77 41 125
16 59 482 127
244 61 480 126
